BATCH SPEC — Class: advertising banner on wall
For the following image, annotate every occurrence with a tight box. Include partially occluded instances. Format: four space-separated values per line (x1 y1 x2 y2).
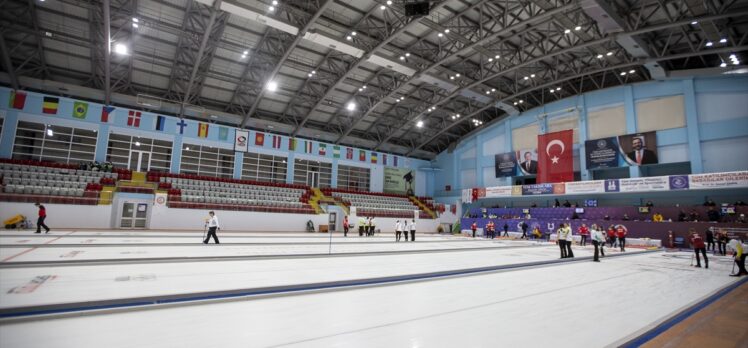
383 167 414 195
688 171 748 189
618 177 670 192
485 186 513 198
461 188 473 203
521 184 555 195
515 148 538 176
494 152 517 177
585 131 659 169
564 180 606 194
585 137 619 169
234 130 249 152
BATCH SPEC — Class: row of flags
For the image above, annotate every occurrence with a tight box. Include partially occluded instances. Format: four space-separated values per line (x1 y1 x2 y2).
9 91 400 166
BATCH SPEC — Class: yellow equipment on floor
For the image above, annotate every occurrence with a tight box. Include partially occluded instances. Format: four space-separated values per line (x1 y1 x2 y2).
4 214 26 229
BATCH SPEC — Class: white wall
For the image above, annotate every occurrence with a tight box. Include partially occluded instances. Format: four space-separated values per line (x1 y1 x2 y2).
0 202 114 229
150 203 329 231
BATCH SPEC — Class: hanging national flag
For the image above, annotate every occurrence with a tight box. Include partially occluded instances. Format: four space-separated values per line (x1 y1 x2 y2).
289 138 297 151
383 154 387 165
198 123 209 138
42 97 59 114
304 140 313 153
371 152 378 164
9 90 27 109
155 115 166 131
319 143 326 156
255 132 265 146
272 135 281 149
359 150 366 162
101 106 115 123
346 148 353 160
127 110 141 127
333 146 341 158
72 101 88 119
394 156 398 167
218 127 229 141
177 119 187 134
537 129 574 184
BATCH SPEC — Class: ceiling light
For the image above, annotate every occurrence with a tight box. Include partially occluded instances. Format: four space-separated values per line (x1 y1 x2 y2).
241 54 247 59
135 141 141 146
606 51 613 56
550 89 555 93
629 69 635 74
556 87 561 91
243 50 249 55
491 88 495 92
358 88 363 91
620 72 627 76
416 120 424 127
720 38 727 43
308 73 313 77
456 114 460 117
513 102 518 105
346 101 356 111
267 81 278 91
46 128 53 136
380 5 386 10
132 23 139 28
269 6 275 12
132 18 139 23
444 29 450 33
705 41 713 47
524 76 529 80
272 0 278 4
564 29 571 34
494 55 500 59
346 36 352 41
530 74 535 78
691 21 698 25
729 54 737 59
312 70 316 74
362 85 366 89
720 62 727 68
438 33 443 37
351 31 357 36
186 147 190 151
597 54 603 59
405 53 410 57
450 76 454 80
455 73 460 77
387 0 392 4
399 56 405 60
488 58 493 62
574 26 582 31
519 100 523 104
733 60 740 65
113 43 128 55
486 91 490 94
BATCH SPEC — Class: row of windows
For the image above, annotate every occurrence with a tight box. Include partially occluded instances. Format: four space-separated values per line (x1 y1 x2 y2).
12 121 97 164
337 164 370 191
6 120 372 188
242 152 287 183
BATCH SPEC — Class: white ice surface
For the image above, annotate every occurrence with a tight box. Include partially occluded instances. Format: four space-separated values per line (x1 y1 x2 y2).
0 251 739 348
1 243 591 308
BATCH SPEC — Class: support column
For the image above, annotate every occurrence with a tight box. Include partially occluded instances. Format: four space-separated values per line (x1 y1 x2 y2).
233 151 243 179
94 124 110 162
285 151 295 184
623 85 641 178
577 95 590 180
475 133 484 187
171 135 183 173
505 120 514 186
0 109 19 158
331 158 338 188
683 79 704 174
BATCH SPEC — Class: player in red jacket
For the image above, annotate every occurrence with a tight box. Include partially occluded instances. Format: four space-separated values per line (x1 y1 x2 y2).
34 202 50 234
616 225 627 252
606 225 616 248
578 224 590 247
690 229 708 268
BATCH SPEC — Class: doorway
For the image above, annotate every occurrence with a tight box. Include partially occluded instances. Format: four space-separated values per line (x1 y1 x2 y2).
119 202 149 229
129 150 151 172
307 171 319 187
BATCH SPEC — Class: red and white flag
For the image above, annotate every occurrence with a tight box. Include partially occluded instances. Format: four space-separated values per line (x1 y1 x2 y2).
537 129 574 183
272 135 281 149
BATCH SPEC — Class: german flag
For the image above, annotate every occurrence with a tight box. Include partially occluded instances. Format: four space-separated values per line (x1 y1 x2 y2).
198 123 209 138
43 97 59 114
9 90 27 109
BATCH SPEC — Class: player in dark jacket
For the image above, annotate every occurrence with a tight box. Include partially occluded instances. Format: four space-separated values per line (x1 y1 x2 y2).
690 229 708 268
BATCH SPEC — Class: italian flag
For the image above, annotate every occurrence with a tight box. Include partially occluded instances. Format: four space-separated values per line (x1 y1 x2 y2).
305 141 313 153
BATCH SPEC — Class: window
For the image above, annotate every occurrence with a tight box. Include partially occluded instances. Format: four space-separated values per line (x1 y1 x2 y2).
293 158 332 188
107 133 172 171
337 164 370 191
242 152 287 183
180 144 235 178
13 121 97 163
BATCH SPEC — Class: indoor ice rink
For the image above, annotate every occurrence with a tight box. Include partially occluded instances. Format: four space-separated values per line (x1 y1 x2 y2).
1 0 748 346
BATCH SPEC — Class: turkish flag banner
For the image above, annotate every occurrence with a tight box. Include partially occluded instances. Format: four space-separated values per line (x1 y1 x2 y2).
537 129 574 183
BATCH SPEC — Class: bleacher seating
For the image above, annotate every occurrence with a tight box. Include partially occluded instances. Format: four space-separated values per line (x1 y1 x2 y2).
0 159 120 205
321 188 436 219
147 172 315 214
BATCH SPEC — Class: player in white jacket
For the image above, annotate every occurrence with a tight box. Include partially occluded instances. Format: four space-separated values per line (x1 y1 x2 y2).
591 224 604 262
557 224 567 258
395 220 403 242
408 219 416 242
563 224 574 258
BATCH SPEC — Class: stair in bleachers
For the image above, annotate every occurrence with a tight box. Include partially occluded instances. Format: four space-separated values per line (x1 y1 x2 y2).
308 188 325 214
410 196 437 219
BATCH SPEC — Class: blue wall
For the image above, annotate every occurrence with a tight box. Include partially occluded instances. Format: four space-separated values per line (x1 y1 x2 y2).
431 75 748 204
0 87 431 195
